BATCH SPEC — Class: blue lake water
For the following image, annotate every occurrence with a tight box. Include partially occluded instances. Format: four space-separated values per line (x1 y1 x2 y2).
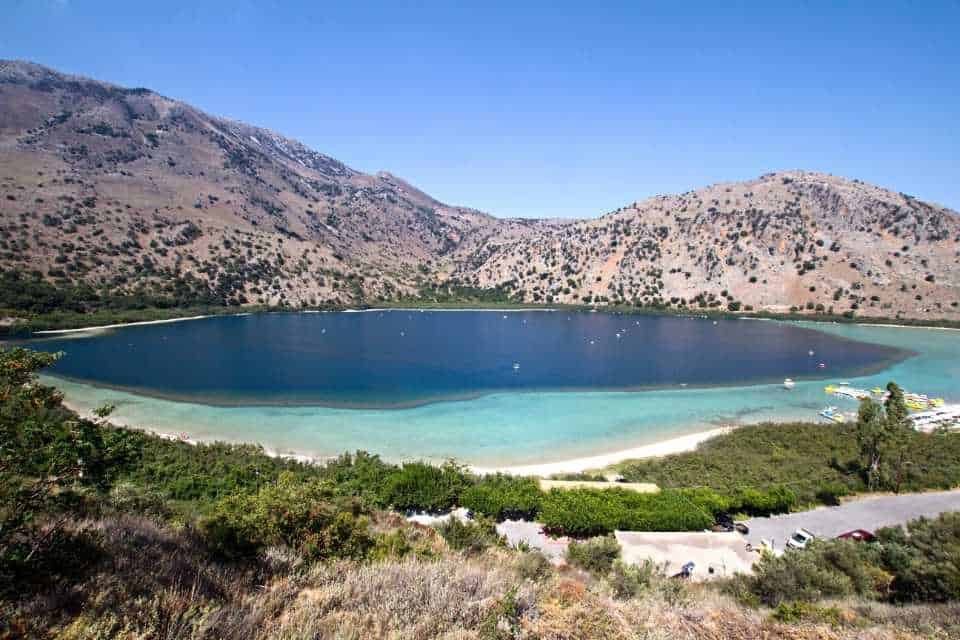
35 311 904 407
27 312 960 467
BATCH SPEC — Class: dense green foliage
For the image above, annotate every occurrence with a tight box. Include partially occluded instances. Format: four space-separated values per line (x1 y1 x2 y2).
536 485 797 536
460 474 543 520
202 472 372 560
0 269 263 335
0 348 140 594
538 488 716 536
617 420 960 504
731 512 960 606
120 438 322 507
378 460 473 513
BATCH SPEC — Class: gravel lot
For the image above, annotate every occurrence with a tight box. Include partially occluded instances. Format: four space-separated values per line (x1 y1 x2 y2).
744 489 960 549
496 519 570 562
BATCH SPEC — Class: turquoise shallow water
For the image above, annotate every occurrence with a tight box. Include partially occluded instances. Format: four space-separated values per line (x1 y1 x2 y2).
41 318 960 467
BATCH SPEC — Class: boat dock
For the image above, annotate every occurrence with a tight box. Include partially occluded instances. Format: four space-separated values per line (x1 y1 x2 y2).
908 405 960 432
818 384 952 427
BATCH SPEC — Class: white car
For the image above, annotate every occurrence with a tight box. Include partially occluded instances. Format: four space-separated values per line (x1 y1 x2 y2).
786 528 816 550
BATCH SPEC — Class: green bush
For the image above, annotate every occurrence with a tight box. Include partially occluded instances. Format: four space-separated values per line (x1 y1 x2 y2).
770 601 843 626
881 513 960 602
731 485 797 516
608 559 656 599
435 516 502 555
515 550 553 581
379 461 471 513
318 450 397 505
201 472 372 560
461 474 542 521
538 488 715 536
565 536 621 575
815 482 850 506
733 512 960 606
742 542 865 606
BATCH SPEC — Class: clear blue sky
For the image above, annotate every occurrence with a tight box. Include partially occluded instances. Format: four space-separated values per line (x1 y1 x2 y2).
4 1 959 218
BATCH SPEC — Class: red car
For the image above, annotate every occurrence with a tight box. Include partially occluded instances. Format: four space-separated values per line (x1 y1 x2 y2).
836 529 875 542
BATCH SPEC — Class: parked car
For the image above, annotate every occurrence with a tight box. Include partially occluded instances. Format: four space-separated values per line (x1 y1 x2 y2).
714 513 749 534
837 529 875 542
786 528 816 550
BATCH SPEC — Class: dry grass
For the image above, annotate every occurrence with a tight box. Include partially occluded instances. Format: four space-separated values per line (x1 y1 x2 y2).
5 515 960 640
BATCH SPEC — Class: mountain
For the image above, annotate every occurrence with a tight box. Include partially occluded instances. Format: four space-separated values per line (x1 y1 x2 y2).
1 60 958 319
450 171 960 318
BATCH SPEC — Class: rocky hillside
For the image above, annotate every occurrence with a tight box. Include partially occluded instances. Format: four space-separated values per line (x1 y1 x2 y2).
450 171 960 319
1 61 958 319
0 60 540 308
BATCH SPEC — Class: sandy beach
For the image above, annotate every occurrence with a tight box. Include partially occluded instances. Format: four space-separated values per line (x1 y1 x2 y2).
33 314 228 335
471 427 731 475
60 394 727 475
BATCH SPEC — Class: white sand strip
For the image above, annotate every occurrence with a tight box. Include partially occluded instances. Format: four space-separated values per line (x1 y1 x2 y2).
471 427 731 476
33 313 254 335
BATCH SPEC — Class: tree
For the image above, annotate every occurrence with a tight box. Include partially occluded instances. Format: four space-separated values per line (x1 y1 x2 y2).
1 348 138 592
855 382 911 491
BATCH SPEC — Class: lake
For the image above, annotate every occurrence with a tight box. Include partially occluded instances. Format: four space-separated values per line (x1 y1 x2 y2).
35 311 904 407
28 312 960 468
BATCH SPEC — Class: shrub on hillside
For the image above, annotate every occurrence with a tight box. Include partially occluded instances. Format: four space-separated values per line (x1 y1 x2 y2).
617 421 960 507
435 516 502 555
879 513 960 602
731 514 960 606
202 472 372 560
318 450 397 505
608 559 657 599
565 536 621 575
460 474 542 521
379 461 472 513
515 549 553 581
731 541 872 606
730 484 798 516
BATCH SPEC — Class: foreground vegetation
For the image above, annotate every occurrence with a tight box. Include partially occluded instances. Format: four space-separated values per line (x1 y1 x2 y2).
3 347 960 638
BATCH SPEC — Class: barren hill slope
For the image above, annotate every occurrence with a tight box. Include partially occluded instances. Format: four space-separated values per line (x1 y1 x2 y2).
448 171 960 319
0 60 539 307
1 61 958 319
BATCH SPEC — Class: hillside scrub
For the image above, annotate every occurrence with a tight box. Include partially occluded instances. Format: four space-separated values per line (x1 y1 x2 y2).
729 512 960 606
616 420 960 505
461 474 544 521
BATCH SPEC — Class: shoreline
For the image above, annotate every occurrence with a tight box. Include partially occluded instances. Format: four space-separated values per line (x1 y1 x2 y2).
60 394 730 475
27 308 558 336
20 306 960 337
471 427 732 475
33 313 229 335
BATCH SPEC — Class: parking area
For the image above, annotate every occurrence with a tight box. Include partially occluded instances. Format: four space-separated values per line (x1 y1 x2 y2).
744 488 960 550
615 530 755 581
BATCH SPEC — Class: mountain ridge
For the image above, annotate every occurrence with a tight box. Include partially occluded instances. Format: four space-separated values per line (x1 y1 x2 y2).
1 60 957 319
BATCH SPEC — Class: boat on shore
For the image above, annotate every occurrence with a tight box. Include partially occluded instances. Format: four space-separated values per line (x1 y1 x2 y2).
819 406 846 423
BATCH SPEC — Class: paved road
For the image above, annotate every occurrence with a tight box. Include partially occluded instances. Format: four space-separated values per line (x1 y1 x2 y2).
744 489 960 549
